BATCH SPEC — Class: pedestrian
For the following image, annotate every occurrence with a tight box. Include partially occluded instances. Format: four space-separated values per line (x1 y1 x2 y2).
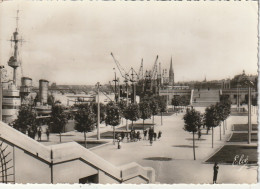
213 162 219 184
158 131 162 140
143 129 147 140
136 131 140 141
149 135 153 146
46 127 50 141
121 132 125 141
148 127 154 138
117 136 122 149
133 130 137 142
37 127 42 141
198 129 201 140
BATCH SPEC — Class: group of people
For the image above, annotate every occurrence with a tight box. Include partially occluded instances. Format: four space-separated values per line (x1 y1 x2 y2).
115 130 142 144
27 126 50 141
144 128 162 146
115 127 163 148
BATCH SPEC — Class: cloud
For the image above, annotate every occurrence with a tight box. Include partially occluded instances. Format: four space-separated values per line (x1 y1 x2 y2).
0 1 257 85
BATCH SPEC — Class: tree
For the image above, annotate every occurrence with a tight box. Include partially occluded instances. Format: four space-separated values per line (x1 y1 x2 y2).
50 104 68 143
183 108 202 160
117 100 127 124
215 102 225 140
180 95 190 107
124 103 140 130
219 95 232 133
74 103 96 147
171 96 180 110
13 105 37 137
139 101 152 130
150 97 159 124
157 96 167 125
91 102 106 124
105 102 121 144
204 105 221 148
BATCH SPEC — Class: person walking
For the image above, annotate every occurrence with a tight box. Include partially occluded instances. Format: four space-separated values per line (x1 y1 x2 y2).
148 128 154 146
158 131 162 140
213 162 219 184
37 127 42 141
149 134 153 146
198 129 201 140
143 129 147 140
117 136 122 149
46 127 50 141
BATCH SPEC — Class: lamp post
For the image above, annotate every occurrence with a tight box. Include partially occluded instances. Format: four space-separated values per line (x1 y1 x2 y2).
247 81 254 144
240 75 254 144
96 82 101 140
248 85 251 144
113 68 118 103
0 66 5 122
124 78 129 131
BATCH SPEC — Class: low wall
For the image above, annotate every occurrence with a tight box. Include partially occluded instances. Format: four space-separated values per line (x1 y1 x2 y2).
0 122 155 184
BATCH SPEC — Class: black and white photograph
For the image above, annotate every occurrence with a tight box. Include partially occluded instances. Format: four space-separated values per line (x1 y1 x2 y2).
0 0 258 185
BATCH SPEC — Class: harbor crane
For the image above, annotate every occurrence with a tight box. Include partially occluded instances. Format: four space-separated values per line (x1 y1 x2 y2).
144 55 159 94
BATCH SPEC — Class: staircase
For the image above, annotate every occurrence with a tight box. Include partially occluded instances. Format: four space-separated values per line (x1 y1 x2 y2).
192 89 220 107
0 122 155 184
0 141 15 183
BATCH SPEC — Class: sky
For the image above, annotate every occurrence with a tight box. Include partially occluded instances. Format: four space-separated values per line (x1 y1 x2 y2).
0 1 258 86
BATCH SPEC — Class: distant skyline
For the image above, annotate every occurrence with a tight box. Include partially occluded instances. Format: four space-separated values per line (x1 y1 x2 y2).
0 1 258 86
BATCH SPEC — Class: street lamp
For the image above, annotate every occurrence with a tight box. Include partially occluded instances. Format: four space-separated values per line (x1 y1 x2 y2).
0 65 5 121
124 77 129 131
239 75 254 144
96 82 101 140
247 80 254 144
113 68 118 103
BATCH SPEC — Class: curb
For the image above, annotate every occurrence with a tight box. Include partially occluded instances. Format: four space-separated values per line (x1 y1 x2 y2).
203 144 224 163
89 140 113 150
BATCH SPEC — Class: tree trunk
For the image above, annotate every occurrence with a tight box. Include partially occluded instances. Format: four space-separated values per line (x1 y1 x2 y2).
212 127 214 148
113 126 115 145
161 112 163 125
132 120 134 130
84 131 86 148
59 132 61 143
152 115 154 124
220 124 221 141
143 119 145 131
223 121 225 135
193 131 196 160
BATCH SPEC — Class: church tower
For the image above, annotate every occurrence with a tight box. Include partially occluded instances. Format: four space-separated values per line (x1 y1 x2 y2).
169 57 174 87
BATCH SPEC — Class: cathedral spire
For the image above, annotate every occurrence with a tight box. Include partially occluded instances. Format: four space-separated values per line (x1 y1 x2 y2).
169 56 174 87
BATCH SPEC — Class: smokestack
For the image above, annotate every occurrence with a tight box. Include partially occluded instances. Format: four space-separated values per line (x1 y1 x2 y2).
39 79 49 105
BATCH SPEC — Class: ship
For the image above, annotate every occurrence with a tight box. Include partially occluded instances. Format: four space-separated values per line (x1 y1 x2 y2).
3 11 52 124
2 10 22 123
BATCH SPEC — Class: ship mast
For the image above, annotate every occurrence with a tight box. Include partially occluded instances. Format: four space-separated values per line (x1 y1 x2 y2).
8 10 22 86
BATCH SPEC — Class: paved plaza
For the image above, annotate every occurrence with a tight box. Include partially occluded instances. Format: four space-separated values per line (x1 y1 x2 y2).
39 106 258 184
